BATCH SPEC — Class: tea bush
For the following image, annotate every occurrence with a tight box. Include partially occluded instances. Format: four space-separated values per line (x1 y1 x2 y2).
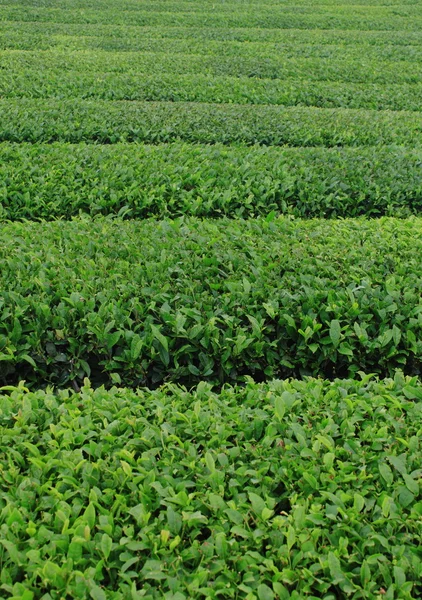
0 376 421 598
1 143 422 221
1 99 421 146
2 217 422 388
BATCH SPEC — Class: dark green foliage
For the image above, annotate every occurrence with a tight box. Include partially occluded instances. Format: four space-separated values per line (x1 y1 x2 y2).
3 49 422 84
1 3 422 30
1 0 422 596
3 71 422 111
1 376 421 598
1 143 422 221
3 22 422 50
1 99 421 146
2 217 422 387
3 32 422 61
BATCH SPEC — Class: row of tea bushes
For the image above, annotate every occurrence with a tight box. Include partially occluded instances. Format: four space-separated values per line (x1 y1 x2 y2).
3 49 422 83
1 375 421 598
1 4 422 29
3 71 422 112
1 142 421 221
1 99 421 146
3 23 422 50
2 216 422 387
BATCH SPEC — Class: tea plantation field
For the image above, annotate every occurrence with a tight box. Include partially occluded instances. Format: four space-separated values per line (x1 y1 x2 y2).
1 0 422 598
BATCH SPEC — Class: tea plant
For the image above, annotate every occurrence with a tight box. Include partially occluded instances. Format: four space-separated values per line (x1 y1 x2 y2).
1 143 421 221
2 217 422 387
0 375 421 598
1 99 421 146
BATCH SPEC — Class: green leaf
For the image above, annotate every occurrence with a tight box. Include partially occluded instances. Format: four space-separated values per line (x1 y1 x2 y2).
205 451 215 474
167 506 182 534
141 560 166 580
398 487 415 508
392 325 401 346
215 532 228 558
84 502 96 529
382 496 392 517
130 335 143 360
338 343 353 356
265 210 277 223
261 507 274 521
327 552 344 584
100 533 112 561
248 492 266 516
90 583 107 600
0 539 21 564
378 329 393 347
360 560 371 587
150 324 168 352
208 494 225 511
243 277 251 295
403 474 419 495
388 454 407 475
394 566 406 588
274 395 286 420
379 463 394 486
106 331 121 350
286 526 296 551
21 354 36 368
329 320 341 348
354 493 365 513
257 584 275 600
403 385 422 401
68 540 83 562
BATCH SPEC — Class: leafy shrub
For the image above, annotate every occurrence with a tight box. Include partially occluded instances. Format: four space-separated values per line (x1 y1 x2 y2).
3 71 422 112
1 3 421 30
1 99 421 146
3 28 422 60
3 49 422 84
0 376 421 598
1 143 422 221
2 217 422 387
3 22 422 50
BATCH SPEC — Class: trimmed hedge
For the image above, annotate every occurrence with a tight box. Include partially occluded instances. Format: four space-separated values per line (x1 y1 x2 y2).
3 33 422 61
0 376 421 598
3 49 422 84
3 23 422 49
3 72 422 112
0 99 421 146
1 5 421 30
1 142 422 221
2 217 422 387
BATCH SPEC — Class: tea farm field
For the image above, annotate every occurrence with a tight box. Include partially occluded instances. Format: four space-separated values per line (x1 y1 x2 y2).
0 0 422 598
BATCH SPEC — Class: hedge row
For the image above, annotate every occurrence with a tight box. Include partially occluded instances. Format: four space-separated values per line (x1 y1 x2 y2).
3 49 422 84
4 71 422 111
0 99 421 146
6 0 422 9
1 5 421 29
3 23 422 48
1 142 422 221
1 376 421 599
3 32 422 61
10 0 414 13
2 217 422 387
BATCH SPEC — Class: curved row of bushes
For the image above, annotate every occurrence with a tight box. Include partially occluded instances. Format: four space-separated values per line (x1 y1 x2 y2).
4 49 422 83
1 143 422 221
1 99 421 146
2 217 422 387
2 4 422 29
3 72 422 112
3 22 422 49
1 376 421 598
